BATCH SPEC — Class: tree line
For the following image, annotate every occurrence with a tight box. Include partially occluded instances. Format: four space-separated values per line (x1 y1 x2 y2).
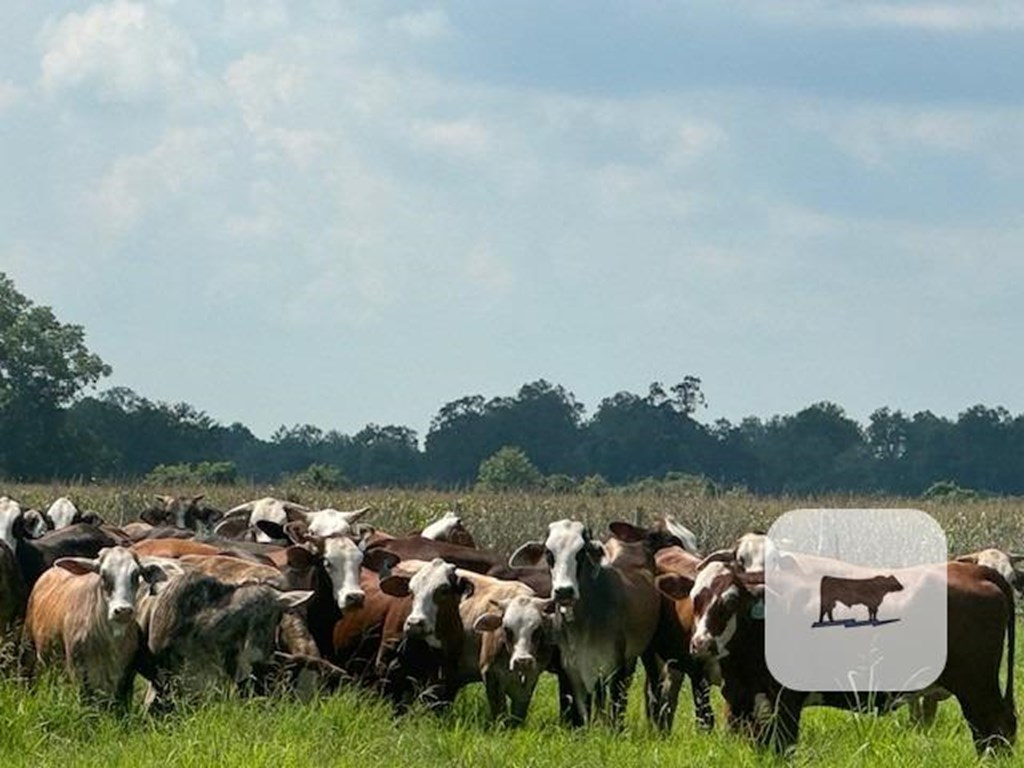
3 271 1022 495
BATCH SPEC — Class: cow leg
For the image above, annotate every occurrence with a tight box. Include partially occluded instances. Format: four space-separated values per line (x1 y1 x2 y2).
763 690 803 754
609 659 637 730
689 665 715 731
483 671 507 723
556 666 585 727
957 689 1016 755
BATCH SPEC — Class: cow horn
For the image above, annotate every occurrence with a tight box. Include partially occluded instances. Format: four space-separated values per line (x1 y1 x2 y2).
224 501 256 516
955 554 978 563
697 548 737 571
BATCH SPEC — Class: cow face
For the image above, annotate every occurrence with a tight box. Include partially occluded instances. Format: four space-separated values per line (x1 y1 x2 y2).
0 497 47 552
421 511 462 540
509 519 604 607
384 558 473 648
45 497 80 530
305 508 370 539
56 546 167 625
320 535 366 610
143 495 216 531
475 596 555 674
683 561 759 660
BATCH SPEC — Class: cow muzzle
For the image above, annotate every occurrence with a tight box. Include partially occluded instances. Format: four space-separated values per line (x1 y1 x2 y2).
510 655 536 673
691 634 718 659
553 586 577 606
110 603 136 623
341 591 365 609
405 616 428 637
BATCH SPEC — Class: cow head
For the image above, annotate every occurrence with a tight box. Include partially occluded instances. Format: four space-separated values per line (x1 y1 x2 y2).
0 497 48 552
509 519 604 607
658 560 764 661
474 595 556 674
380 557 473 648
142 495 220 532
419 511 476 548
45 497 80 530
881 574 904 593
319 535 367 611
55 546 168 625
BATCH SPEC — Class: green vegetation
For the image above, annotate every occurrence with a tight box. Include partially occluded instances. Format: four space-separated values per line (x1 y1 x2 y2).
2 484 1024 766
477 446 543 492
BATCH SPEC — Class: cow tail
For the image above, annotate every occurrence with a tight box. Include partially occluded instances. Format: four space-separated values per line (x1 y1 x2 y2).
1004 576 1015 713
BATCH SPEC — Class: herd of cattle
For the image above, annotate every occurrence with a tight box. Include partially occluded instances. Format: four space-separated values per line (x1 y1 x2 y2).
0 493 1020 754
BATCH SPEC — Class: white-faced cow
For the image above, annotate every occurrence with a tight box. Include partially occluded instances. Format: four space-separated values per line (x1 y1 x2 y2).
658 559 1016 754
43 497 103 530
216 498 370 543
23 546 167 707
509 519 660 727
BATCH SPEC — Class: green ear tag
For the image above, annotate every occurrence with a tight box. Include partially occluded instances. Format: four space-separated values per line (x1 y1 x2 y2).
750 600 765 620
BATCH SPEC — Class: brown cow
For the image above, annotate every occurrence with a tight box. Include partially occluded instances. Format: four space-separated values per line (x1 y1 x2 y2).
658 559 1016 754
23 547 167 707
818 574 903 624
509 519 661 727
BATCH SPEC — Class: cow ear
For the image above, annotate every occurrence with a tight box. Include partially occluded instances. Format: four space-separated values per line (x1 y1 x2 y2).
509 542 546 568
22 509 49 539
55 557 100 575
256 520 287 541
585 541 605 566
363 548 400 575
140 508 166 526
473 613 503 633
456 576 475 598
655 573 694 601
697 549 736 571
80 511 105 526
277 590 314 610
608 521 645 543
353 523 376 548
283 520 310 545
215 515 252 539
379 574 410 598
285 545 317 570
141 563 170 586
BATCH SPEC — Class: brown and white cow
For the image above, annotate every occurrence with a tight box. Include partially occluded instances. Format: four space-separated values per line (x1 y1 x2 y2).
658 559 1016 754
23 546 167 707
957 549 1024 593
216 498 370 543
509 519 660 727
419 511 477 549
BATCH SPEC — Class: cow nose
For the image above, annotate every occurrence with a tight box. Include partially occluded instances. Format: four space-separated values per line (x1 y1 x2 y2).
553 586 576 604
344 591 365 608
111 604 135 621
691 635 717 658
405 617 426 635
511 655 535 672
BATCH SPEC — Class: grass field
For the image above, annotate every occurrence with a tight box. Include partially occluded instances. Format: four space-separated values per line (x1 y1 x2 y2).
2 484 1023 766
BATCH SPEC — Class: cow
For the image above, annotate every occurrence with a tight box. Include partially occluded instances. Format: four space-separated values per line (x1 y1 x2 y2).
608 521 715 733
140 495 222 533
509 519 660 727
956 549 1024 593
137 570 312 710
469 586 556 725
1 497 48 552
699 531 770 574
14 523 124 592
657 559 1016 754
0 542 26 639
818 574 904 624
216 498 371 543
43 497 104 530
419 511 476 548
22 546 167 707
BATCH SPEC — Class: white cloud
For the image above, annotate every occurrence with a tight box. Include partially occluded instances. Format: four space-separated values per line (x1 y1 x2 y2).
94 127 223 232
0 81 24 111
464 243 514 295
411 117 492 158
40 0 198 103
734 0 1024 31
386 9 453 41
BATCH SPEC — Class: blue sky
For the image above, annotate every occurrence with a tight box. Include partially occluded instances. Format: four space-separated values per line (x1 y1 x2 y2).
3 1 1023 439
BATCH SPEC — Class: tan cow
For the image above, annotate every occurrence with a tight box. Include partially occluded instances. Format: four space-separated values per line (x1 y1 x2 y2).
23 546 167 707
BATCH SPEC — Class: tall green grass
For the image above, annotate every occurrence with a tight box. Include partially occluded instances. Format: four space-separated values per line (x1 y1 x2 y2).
3 484 1023 766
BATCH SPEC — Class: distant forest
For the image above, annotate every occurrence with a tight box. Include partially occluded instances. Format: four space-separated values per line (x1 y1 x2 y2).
3 271 1022 495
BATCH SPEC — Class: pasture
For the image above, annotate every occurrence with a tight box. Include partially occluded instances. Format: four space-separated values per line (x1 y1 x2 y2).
2 484 1023 767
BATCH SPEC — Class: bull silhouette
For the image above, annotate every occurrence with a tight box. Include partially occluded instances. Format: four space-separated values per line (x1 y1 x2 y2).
818 574 903 624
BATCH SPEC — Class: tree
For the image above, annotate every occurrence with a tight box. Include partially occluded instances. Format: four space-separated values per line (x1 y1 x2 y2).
477 446 543 491
0 272 110 478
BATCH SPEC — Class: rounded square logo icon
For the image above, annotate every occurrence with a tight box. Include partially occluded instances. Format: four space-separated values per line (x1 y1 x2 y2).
765 509 947 694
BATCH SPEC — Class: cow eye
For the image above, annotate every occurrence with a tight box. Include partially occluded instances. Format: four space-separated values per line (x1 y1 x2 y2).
544 550 555 566
504 628 515 643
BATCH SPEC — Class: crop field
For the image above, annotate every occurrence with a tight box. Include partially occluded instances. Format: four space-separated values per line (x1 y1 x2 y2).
2 484 1024 767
